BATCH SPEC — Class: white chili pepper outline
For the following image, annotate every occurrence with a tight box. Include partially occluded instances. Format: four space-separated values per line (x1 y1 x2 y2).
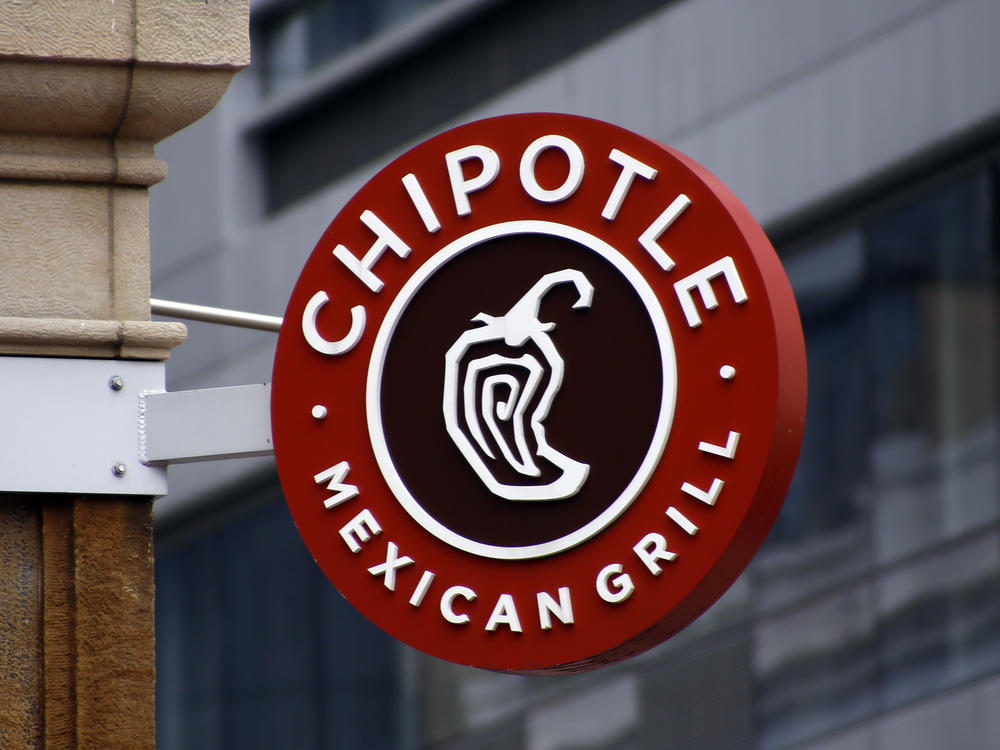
367 220 676 560
443 269 593 501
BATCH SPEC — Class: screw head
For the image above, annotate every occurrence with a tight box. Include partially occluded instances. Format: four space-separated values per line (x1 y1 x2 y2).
109 375 124 392
112 462 127 477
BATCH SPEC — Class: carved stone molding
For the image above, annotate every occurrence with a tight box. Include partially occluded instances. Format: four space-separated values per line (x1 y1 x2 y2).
0 4 249 748
0 0 249 360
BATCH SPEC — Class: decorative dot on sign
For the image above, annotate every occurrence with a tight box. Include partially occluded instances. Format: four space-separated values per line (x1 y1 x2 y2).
311 404 328 420
719 365 736 380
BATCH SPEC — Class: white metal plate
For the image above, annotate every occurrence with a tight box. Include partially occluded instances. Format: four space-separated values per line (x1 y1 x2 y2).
0 356 168 496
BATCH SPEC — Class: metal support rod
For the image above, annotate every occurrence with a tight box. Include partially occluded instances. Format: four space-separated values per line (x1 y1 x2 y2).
150 298 283 332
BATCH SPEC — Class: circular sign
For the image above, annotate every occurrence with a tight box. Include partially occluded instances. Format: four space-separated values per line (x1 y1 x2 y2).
271 113 806 673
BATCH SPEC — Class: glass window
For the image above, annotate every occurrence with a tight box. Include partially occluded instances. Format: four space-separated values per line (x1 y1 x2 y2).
253 0 678 212
865 171 999 565
255 0 443 96
754 580 877 750
767 170 1000 555
753 162 1000 749
156 488 406 750
773 230 868 546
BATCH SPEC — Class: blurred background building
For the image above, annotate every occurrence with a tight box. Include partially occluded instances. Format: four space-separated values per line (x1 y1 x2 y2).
149 0 1000 748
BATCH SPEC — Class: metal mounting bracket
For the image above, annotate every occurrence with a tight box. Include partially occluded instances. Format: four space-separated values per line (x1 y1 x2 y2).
1 356 275 497
139 383 273 465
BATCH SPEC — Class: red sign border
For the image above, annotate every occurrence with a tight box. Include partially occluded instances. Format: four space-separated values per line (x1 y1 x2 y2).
271 113 807 673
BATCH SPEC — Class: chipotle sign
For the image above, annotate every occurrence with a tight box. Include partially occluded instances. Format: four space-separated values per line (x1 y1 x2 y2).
271 114 806 673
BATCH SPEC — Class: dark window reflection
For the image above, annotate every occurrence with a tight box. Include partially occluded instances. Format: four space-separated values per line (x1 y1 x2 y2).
865 173 999 563
770 171 998 550
773 231 868 544
156 489 404 750
255 0 442 96
756 167 1000 749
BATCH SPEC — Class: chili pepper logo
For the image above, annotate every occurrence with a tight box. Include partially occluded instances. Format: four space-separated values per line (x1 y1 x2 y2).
443 269 593 501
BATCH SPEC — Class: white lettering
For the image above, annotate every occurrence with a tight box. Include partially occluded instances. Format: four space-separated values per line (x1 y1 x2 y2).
313 461 359 509
633 532 677 576
446 145 500 216
339 509 382 553
681 478 724 506
537 587 574 630
674 256 748 327
602 149 657 220
485 593 523 633
666 506 699 536
596 563 635 604
409 570 436 607
698 430 740 459
441 585 477 625
332 210 411 293
302 291 365 356
519 134 585 203
367 541 414 591
638 194 690 271
402 173 441 233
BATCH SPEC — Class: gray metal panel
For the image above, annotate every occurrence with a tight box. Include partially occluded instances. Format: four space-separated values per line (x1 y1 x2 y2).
141 383 273 464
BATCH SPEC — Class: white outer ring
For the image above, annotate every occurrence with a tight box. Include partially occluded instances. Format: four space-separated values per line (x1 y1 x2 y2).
367 220 677 560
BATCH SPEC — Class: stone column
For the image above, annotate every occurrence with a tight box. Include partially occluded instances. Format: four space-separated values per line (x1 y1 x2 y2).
0 2 248 747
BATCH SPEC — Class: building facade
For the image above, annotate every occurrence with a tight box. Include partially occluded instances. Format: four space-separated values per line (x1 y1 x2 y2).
150 1 1000 748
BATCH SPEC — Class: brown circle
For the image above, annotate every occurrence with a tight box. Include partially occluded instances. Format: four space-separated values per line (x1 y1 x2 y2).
378 232 663 550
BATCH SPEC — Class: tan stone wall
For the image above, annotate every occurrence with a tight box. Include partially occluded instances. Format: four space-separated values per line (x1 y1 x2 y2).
0 0 250 66
0 0 248 359
0 2 249 747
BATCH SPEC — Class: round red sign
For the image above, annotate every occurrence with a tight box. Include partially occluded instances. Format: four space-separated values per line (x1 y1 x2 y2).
271 113 806 673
